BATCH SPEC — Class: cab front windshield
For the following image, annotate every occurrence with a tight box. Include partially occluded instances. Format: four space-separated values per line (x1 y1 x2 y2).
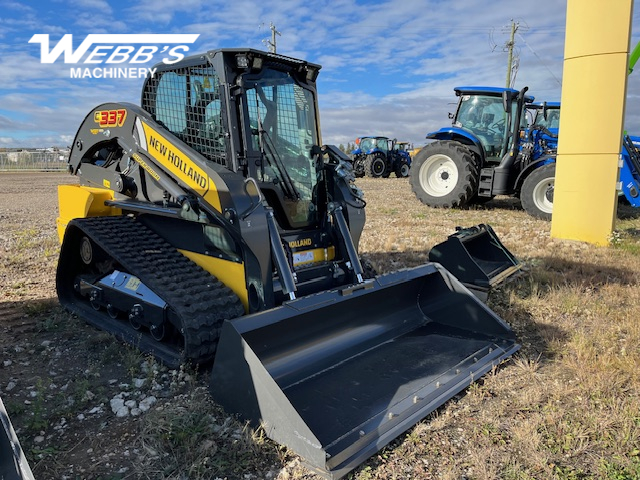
359 137 388 153
245 70 319 228
455 94 519 161
533 108 560 130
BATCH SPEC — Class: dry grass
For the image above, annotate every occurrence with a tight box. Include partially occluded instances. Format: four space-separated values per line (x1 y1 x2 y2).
351 178 640 480
134 386 283 480
2 173 640 479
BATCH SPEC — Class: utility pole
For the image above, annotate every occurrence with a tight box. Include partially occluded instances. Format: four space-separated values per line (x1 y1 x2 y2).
505 20 519 88
263 22 281 54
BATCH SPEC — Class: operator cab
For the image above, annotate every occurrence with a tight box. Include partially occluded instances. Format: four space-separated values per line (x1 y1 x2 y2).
527 101 561 132
141 49 324 231
453 86 533 163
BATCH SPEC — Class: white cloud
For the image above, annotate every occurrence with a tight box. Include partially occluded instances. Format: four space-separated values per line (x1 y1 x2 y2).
0 0 35 12
70 0 113 14
1 0 640 148
126 0 206 24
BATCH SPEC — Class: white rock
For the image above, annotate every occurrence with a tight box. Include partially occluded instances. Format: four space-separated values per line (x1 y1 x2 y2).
5 381 16 391
130 408 142 417
124 400 137 409
138 396 157 412
41 340 52 347
34 436 45 443
110 398 125 413
133 378 146 388
3 360 12 367
116 406 129 418
77 414 85 421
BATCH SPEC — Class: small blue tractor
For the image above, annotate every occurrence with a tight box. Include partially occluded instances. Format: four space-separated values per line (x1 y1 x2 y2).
351 136 411 178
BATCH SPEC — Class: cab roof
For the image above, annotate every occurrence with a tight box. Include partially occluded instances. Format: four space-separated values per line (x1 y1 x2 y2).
454 86 534 103
526 101 561 109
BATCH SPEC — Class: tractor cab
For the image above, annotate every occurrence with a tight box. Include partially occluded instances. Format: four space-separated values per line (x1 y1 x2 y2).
446 87 533 164
527 101 561 131
394 141 414 155
526 101 561 146
355 136 391 154
523 101 561 159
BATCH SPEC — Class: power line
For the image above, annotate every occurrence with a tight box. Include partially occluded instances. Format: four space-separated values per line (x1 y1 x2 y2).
517 32 562 87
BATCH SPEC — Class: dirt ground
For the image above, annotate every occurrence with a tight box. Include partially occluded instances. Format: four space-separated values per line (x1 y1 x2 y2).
2 172 639 480
0 172 526 479
1 173 141 478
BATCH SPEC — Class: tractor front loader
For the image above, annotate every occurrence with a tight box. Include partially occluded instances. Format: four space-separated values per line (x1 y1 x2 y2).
56 48 519 478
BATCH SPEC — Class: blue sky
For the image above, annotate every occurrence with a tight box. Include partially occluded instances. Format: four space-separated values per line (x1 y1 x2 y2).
1 0 639 149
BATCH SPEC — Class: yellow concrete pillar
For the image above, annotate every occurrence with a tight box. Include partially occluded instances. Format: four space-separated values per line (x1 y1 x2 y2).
550 0 633 245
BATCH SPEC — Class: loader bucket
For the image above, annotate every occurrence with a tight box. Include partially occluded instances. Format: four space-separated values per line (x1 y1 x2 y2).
1 396 34 480
429 224 521 301
211 263 519 479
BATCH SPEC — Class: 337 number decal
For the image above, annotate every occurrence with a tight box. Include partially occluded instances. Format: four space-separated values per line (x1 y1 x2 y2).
94 109 127 127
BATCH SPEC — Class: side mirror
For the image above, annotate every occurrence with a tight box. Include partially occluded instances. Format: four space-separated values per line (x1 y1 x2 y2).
502 91 512 114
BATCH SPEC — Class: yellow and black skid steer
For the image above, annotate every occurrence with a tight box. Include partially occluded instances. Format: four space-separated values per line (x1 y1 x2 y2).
56 48 520 478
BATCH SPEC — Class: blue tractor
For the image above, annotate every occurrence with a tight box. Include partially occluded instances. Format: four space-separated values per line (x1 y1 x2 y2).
410 86 561 219
411 87 640 220
526 101 560 148
351 136 411 178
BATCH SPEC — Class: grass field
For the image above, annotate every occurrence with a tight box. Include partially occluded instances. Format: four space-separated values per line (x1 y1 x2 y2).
1 172 639 479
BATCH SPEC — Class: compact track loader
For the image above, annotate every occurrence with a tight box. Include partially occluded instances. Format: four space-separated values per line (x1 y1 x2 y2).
56 48 520 478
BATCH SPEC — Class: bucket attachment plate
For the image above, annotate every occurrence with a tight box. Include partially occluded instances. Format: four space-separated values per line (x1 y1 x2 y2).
429 224 521 301
210 263 519 479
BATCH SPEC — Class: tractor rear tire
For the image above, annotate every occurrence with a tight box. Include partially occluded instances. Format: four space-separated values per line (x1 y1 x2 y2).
394 159 410 178
409 141 479 208
521 163 555 220
365 153 389 178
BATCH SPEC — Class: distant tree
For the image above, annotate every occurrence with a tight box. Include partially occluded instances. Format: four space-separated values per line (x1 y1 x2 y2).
338 143 346 153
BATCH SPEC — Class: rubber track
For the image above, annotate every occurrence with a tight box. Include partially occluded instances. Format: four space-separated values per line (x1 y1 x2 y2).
66 215 244 366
